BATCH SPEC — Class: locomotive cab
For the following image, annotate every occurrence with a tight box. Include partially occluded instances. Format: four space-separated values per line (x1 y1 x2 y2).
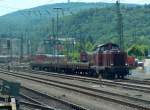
92 43 129 79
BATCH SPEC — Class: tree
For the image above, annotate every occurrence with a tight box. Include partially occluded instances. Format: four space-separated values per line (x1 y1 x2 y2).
128 44 149 58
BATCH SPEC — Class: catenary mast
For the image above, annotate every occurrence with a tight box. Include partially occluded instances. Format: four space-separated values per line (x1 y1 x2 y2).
116 0 124 51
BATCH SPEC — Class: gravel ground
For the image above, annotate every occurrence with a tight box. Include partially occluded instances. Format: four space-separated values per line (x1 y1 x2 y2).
21 87 79 110
18 71 150 102
125 59 150 80
129 59 150 80
129 68 150 80
0 73 138 110
20 105 41 110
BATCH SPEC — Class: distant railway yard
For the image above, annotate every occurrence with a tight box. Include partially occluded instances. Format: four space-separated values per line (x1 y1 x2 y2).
0 64 150 110
1 0 150 109
0 39 149 110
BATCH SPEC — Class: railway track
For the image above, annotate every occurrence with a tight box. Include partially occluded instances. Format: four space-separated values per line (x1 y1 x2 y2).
20 86 87 110
0 81 54 110
0 69 150 110
20 101 53 110
4 65 150 87
0 78 87 110
24 68 150 86
20 92 55 110
116 78 150 85
22 69 150 93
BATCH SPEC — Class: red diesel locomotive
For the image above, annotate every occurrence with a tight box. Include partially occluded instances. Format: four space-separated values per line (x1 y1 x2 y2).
31 43 129 79
88 43 129 79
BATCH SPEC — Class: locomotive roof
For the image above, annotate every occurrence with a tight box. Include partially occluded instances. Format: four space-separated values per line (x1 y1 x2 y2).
36 54 66 58
97 43 119 48
93 43 120 51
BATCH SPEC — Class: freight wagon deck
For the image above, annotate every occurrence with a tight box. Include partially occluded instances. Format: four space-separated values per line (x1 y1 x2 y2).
31 62 98 77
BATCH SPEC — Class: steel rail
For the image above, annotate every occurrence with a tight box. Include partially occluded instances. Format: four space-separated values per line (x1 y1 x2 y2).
20 101 54 110
3 66 150 91
22 69 150 93
0 77 88 110
0 69 150 110
21 86 88 110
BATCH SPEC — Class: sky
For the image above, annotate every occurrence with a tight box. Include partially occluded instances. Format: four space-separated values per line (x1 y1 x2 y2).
0 0 150 16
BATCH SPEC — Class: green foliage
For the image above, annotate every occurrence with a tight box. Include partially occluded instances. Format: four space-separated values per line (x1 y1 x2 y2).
128 44 149 58
64 7 150 48
69 51 80 61
85 41 94 52
0 3 150 54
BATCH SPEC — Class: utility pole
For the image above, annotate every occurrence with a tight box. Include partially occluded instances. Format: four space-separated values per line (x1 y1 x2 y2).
52 17 55 55
7 39 12 63
53 8 62 63
27 39 30 58
133 24 137 44
21 11 32 59
20 37 23 63
68 0 70 3
0 39 2 55
10 39 13 64
116 0 124 51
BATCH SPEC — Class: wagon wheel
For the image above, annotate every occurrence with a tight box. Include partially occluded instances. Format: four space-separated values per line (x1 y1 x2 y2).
101 72 107 79
111 74 116 79
120 74 124 79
